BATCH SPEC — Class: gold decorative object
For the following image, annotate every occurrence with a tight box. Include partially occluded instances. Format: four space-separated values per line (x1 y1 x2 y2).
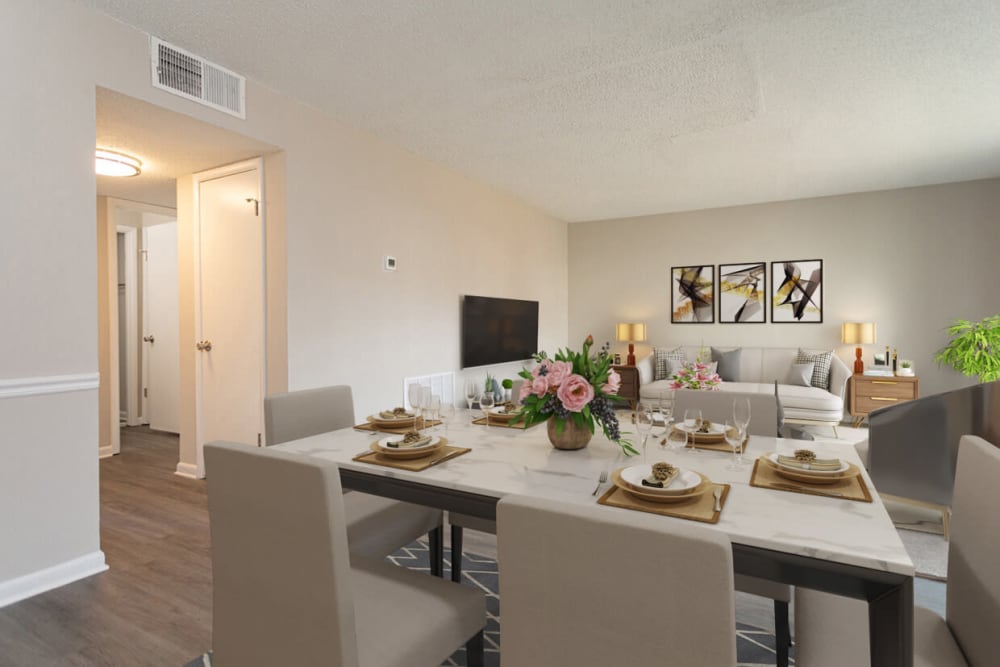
793 449 817 462
651 462 677 480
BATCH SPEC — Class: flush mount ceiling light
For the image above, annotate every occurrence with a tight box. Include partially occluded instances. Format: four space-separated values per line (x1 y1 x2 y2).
95 149 142 177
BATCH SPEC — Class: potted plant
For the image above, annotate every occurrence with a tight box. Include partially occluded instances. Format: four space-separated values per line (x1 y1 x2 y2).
517 336 637 455
935 315 1000 382
501 378 513 402
897 360 915 377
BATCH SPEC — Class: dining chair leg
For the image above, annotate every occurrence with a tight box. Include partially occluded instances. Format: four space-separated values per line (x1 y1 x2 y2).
428 526 444 577
450 524 464 582
774 599 790 667
465 628 484 667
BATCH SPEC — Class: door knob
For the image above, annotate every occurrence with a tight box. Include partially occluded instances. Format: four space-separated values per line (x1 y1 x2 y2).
196 340 213 351
143 335 155 343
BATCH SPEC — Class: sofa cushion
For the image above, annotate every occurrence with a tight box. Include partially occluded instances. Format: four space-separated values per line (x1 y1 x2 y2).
711 347 742 382
786 362 814 387
795 349 833 390
654 347 686 381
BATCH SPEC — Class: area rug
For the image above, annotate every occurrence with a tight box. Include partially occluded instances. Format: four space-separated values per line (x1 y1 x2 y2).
185 540 792 666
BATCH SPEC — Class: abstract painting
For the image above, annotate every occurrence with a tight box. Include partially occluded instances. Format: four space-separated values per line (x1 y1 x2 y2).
719 262 766 323
771 260 823 323
671 265 715 323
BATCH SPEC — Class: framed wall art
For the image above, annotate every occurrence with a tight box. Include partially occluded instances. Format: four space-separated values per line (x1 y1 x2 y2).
671 265 715 323
718 262 766 323
771 259 823 323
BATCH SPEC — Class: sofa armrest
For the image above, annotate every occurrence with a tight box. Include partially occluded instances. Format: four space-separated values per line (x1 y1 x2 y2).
828 354 850 401
636 352 654 385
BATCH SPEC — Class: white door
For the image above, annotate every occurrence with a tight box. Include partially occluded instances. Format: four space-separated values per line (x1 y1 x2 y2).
143 220 180 433
196 162 265 461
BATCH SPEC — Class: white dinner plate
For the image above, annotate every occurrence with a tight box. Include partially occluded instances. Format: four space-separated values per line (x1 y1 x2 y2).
370 412 416 422
490 406 520 416
377 434 440 451
619 463 701 495
767 452 848 475
674 422 726 435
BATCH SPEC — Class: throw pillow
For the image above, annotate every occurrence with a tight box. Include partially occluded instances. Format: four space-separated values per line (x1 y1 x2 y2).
795 349 833 390
711 347 742 382
786 362 815 387
654 347 686 381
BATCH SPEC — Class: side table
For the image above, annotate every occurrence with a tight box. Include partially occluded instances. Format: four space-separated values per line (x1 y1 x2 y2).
612 365 640 410
849 374 920 426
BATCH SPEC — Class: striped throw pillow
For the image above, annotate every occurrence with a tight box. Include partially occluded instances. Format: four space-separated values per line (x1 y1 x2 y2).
654 347 687 381
795 349 833 390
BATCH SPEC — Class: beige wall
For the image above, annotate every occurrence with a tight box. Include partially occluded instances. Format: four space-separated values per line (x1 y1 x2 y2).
0 0 567 594
569 179 1000 397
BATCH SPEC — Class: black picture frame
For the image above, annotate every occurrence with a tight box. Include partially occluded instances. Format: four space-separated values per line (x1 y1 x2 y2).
771 259 823 323
718 262 766 323
671 265 715 323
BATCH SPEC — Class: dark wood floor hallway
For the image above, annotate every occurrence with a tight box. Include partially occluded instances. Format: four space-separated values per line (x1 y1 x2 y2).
0 427 211 666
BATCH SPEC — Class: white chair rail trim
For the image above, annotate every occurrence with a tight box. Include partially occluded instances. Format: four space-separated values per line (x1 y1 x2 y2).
0 373 100 399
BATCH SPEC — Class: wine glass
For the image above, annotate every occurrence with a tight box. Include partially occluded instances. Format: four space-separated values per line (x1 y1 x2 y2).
725 419 745 470
408 383 424 432
683 408 702 453
479 392 495 427
427 393 441 431
636 401 654 462
465 382 479 423
439 401 455 439
733 398 751 435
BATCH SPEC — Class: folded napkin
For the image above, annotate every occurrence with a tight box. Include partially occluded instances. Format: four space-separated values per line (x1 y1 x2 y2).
641 462 680 489
776 450 842 471
386 433 432 449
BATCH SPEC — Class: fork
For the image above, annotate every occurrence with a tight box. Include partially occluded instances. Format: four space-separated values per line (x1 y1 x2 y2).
592 470 609 496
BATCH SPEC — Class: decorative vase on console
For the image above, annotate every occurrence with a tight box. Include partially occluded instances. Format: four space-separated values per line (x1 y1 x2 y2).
516 336 637 456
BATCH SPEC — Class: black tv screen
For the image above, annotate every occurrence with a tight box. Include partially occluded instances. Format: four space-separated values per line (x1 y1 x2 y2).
461 295 539 369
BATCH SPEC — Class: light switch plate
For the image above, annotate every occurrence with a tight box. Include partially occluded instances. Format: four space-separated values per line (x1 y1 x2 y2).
383 255 397 271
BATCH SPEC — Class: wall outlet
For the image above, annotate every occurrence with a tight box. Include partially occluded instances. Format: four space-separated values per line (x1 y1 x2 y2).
383 255 397 271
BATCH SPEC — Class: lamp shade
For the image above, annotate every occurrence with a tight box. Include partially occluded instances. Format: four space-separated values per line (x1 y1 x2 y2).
841 322 876 345
615 322 647 342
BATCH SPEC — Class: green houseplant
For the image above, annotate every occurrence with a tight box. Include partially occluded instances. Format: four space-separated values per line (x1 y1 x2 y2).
935 315 1000 382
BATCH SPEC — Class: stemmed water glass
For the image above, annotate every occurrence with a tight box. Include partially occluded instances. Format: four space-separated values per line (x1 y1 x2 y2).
725 419 745 470
465 382 479 423
408 383 424 432
427 393 441 431
636 401 654 462
683 408 702 453
479 392 495 427
439 401 455 439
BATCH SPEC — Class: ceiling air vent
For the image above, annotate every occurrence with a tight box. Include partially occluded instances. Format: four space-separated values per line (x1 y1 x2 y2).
150 37 245 119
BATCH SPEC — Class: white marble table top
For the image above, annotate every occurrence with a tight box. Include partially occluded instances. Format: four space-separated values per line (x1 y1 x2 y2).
273 416 914 577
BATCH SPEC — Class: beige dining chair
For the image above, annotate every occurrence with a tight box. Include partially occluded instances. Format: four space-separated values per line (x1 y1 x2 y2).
205 441 485 667
794 434 1000 666
671 389 791 665
497 493 737 666
264 385 444 572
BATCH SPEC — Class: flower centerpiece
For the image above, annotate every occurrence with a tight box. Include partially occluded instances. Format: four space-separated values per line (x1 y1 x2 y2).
517 336 637 455
668 360 723 391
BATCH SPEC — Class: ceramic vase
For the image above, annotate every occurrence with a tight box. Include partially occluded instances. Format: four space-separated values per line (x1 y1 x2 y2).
546 418 593 450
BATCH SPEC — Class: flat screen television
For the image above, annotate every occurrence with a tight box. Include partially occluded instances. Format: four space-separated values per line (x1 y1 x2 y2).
461 295 539 369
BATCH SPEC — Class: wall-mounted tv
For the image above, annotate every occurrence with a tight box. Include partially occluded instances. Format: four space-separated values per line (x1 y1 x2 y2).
461 295 539 369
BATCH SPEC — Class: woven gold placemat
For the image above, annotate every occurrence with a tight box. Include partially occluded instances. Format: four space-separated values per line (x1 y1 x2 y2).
354 419 442 434
471 416 538 429
749 458 872 503
352 442 471 471
598 481 729 524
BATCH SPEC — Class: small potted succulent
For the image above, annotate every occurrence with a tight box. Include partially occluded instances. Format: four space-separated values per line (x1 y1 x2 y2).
897 360 915 377
501 378 514 402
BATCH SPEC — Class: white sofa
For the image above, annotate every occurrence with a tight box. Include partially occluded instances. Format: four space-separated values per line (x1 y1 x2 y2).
636 346 850 435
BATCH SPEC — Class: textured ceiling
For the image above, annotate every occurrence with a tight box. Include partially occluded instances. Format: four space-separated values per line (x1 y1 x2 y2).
84 0 1000 221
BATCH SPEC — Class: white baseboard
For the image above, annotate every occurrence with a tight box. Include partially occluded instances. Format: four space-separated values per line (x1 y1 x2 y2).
98 445 115 459
175 462 200 479
0 551 108 609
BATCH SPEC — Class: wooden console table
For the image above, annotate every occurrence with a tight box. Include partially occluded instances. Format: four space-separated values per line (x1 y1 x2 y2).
612 365 639 409
849 374 920 426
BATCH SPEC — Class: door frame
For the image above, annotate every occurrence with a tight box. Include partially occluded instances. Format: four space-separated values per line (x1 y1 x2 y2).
116 224 140 428
192 158 267 478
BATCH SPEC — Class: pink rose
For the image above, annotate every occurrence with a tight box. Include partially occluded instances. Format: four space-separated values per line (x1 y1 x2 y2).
530 376 549 396
602 368 622 395
519 380 535 401
557 374 594 412
546 360 573 387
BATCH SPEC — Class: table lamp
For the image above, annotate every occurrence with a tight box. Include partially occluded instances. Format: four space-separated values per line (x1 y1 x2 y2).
615 322 647 366
841 322 877 374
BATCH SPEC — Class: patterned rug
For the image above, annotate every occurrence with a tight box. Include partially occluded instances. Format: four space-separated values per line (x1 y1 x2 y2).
185 540 793 666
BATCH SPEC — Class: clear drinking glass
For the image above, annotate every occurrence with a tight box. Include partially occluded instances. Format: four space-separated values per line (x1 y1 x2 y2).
733 397 751 435
725 419 745 470
439 402 455 439
684 408 702 452
408 383 423 431
479 392 495 427
659 391 676 450
636 401 654 461
465 382 479 423
428 393 441 431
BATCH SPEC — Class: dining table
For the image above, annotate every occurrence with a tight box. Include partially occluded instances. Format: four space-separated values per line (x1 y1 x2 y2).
272 411 915 667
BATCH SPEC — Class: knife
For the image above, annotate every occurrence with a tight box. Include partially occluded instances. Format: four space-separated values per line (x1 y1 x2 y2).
769 482 845 498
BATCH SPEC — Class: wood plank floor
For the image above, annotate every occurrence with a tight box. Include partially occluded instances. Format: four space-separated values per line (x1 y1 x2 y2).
0 427 211 667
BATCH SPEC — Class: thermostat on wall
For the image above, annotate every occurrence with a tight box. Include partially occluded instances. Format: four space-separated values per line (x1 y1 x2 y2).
383 255 397 271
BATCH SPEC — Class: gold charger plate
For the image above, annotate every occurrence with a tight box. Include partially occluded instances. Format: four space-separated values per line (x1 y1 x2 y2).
760 455 860 486
371 439 445 460
611 468 711 504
